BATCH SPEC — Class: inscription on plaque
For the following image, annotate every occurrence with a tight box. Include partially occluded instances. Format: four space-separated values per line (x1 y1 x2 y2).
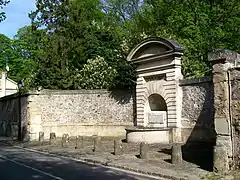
148 114 164 124
147 112 167 127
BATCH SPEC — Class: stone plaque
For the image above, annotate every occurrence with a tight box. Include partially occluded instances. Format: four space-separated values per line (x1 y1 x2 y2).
148 112 166 125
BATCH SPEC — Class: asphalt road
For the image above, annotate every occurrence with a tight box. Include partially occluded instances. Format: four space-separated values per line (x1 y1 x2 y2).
0 143 162 180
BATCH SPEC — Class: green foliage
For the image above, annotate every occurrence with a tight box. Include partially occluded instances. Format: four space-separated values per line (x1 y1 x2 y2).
0 26 46 89
29 0 136 90
0 0 9 22
0 34 14 71
76 56 117 89
12 26 47 87
105 0 240 78
4 0 239 90
139 0 240 78
0 33 31 81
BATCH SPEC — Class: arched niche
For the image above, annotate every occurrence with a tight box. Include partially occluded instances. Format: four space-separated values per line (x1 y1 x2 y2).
148 94 167 111
144 93 167 128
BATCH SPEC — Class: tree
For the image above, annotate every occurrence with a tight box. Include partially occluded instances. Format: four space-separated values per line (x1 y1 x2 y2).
76 56 117 89
12 26 47 85
29 0 136 90
0 0 9 22
0 25 47 88
114 0 240 78
0 32 34 82
101 0 145 49
28 0 240 90
0 34 15 72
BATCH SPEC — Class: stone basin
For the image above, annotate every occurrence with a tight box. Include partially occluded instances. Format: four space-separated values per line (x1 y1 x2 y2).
125 127 171 144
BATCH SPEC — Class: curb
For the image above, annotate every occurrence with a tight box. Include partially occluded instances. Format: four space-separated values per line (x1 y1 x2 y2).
0 140 190 180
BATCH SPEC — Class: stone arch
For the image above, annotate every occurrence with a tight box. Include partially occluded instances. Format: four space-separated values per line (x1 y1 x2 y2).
143 82 167 103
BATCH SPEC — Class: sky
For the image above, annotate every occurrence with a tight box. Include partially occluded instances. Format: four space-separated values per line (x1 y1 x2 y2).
0 0 36 39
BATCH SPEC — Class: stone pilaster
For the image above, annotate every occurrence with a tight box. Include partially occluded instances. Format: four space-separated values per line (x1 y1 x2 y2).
136 76 145 127
213 62 232 172
28 100 43 141
209 49 237 172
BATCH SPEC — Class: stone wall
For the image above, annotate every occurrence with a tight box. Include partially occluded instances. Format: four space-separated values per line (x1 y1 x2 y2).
231 68 240 168
0 89 134 140
180 77 215 143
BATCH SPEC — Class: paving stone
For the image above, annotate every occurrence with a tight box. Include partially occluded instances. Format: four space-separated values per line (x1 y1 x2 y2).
0 136 233 180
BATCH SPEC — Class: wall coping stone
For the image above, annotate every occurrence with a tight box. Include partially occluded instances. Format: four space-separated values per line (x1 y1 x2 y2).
0 92 27 101
125 127 171 132
42 123 133 126
179 76 212 86
35 89 109 95
0 89 111 102
208 49 240 62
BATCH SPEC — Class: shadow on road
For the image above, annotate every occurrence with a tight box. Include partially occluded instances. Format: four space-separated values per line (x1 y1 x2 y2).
0 144 149 180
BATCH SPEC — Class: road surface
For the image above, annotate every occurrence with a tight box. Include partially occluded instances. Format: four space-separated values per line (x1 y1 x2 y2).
0 143 162 180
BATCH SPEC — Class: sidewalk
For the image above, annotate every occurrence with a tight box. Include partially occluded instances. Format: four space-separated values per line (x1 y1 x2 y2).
0 136 224 180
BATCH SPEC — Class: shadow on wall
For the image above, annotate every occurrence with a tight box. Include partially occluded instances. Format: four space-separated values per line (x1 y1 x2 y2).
0 94 29 141
109 89 137 126
0 96 19 138
109 89 133 104
181 81 216 171
21 96 30 141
